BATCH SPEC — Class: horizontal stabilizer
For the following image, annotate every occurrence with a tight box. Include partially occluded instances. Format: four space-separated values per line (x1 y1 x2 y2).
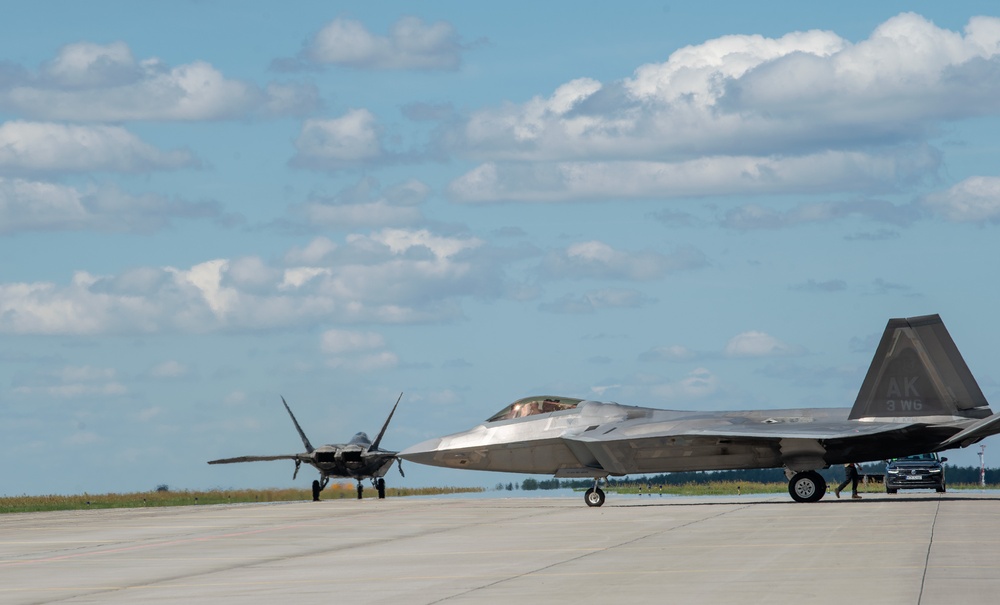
208 454 302 464
937 414 1000 449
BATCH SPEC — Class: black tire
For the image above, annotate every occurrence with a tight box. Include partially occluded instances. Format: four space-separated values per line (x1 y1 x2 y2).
311 480 321 502
377 478 386 499
584 487 606 507
936 483 946 493
357 483 364 499
788 471 826 503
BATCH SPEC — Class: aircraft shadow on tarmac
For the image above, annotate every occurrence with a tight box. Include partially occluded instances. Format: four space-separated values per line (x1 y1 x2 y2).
605 494 1000 507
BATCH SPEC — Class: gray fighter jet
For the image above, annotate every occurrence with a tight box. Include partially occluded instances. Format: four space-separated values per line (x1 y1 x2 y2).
401 315 1000 506
209 394 403 501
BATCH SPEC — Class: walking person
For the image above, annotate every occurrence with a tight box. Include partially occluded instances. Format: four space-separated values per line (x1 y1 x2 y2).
835 462 861 499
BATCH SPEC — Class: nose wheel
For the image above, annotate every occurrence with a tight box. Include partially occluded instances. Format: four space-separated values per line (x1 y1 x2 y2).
584 478 606 507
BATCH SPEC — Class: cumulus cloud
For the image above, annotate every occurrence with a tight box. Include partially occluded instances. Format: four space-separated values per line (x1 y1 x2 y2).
291 109 386 170
0 121 196 173
0 41 318 121
320 328 396 371
724 331 801 357
447 149 939 203
444 13 1000 202
0 229 503 335
0 178 231 234
543 240 707 280
922 176 1000 223
297 17 466 71
293 176 428 228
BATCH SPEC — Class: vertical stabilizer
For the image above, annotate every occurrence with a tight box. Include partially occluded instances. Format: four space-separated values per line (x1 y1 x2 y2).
850 315 990 420
371 393 402 451
281 396 315 453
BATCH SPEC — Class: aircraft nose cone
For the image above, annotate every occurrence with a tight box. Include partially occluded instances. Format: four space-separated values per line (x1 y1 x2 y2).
399 437 444 466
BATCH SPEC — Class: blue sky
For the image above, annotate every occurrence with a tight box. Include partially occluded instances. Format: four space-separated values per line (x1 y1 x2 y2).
3 2 1000 495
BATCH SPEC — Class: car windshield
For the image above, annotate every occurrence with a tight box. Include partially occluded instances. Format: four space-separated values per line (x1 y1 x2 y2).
899 453 937 462
486 396 583 422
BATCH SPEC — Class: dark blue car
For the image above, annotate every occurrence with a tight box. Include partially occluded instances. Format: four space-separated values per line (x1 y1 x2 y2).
884 453 946 493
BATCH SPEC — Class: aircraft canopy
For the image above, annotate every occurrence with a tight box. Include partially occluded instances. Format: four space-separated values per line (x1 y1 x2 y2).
486 396 583 422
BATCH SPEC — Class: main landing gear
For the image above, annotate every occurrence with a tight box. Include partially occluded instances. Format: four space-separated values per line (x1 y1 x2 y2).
355 478 388 500
312 477 330 502
584 478 606 507
787 470 827 503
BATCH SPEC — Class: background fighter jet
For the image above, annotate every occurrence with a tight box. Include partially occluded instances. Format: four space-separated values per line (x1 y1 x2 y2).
209 394 403 501
401 315 1000 506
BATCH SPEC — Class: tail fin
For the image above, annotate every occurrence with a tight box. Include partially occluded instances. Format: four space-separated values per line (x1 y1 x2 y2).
849 314 991 421
281 396 314 453
371 392 402 451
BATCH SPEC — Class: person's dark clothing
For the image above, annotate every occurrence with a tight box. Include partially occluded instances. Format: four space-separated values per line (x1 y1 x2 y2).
836 463 860 498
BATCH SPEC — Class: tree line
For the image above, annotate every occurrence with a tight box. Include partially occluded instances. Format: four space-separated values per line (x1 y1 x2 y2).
508 465 998 491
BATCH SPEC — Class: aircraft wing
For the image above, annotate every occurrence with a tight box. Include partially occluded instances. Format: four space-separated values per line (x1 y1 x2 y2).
208 454 309 465
357 450 398 478
563 419 943 476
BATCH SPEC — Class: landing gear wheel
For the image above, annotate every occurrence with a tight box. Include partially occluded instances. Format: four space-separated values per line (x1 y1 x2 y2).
377 478 386 499
788 471 826 503
357 482 364 500
311 480 321 502
584 487 606 507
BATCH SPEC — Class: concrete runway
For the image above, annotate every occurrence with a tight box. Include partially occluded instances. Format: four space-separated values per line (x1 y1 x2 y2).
3 492 1000 604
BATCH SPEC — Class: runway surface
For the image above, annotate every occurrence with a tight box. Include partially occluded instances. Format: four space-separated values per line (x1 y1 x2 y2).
3 492 1000 604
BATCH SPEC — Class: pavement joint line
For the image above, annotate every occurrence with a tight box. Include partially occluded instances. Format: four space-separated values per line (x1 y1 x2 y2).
423 502 755 604
916 498 942 605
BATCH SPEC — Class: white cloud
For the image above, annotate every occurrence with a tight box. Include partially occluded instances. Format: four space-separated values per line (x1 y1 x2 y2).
0 121 195 173
922 176 1000 223
291 109 385 170
724 331 800 357
633 368 719 401
1 42 317 121
304 17 464 70
0 229 503 335
444 14 1000 202
543 240 707 280
43 41 140 88
284 237 338 265
0 178 227 234
448 149 939 203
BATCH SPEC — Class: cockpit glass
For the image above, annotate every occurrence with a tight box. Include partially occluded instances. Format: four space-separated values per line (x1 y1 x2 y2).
486 396 583 422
